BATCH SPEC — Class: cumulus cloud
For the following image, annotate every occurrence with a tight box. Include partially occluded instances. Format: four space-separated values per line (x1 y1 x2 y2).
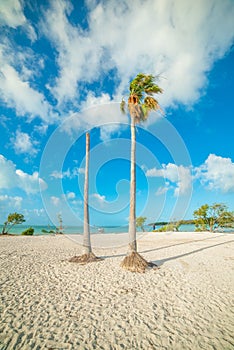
146 163 192 196
41 0 104 104
50 196 61 206
0 194 23 210
147 154 234 196
50 167 87 180
92 193 106 204
1 0 234 130
155 181 171 196
66 191 75 199
34 124 48 135
16 170 48 194
50 169 71 179
11 130 37 155
0 37 56 123
0 63 57 122
196 154 234 193
42 0 234 110
61 100 126 138
77 167 85 175
0 0 26 28
0 0 36 40
0 154 47 194
155 186 169 196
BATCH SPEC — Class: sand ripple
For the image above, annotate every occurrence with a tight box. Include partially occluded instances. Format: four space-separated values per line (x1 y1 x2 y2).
0 233 233 349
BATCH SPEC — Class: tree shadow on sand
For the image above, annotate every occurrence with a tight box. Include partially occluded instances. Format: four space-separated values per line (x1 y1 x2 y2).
100 234 226 260
151 239 234 267
99 236 233 269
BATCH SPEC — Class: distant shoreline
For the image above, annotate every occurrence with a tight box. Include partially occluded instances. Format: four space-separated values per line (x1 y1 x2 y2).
1 223 233 236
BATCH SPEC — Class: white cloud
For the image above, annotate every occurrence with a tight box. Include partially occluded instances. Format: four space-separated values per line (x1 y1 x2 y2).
0 195 23 210
66 191 75 199
146 163 192 196
196 154 234 193
0 154 47 194
0 155 16 189
92 193 106 204
11 130 37 155
0 38 57 123
50 196 60 206
42 0 234 110
147 154 234 196
1 0 234 134
0 0 26 28
0 0 37 41
34 124 48 135
155 186 169 196
50 167 87 179
16 170 48 194
77 167 85 175
0 63 57 122
50 169 72 179
41 0 104 104
32 208 45 217
61 101 127 138
1 0 233 136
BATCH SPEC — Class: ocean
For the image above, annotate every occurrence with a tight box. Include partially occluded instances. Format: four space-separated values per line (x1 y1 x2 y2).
0 224 197 235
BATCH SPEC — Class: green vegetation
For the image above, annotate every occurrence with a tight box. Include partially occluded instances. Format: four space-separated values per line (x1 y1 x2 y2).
1 212 25 235
150 219 195 229
136 216 147 232
154 222 180 232
21 227 34 236
56 213 64 234
41 229 55 234
193 203 234 232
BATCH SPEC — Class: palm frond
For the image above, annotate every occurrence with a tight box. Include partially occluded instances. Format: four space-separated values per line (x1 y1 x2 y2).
144 96 159 110
123 73 164 121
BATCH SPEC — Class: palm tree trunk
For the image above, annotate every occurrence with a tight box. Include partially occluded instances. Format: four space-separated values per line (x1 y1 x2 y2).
83 132 91 254
128 115 137 253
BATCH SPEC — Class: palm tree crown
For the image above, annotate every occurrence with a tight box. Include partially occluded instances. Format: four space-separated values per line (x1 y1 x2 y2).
120 73 163 123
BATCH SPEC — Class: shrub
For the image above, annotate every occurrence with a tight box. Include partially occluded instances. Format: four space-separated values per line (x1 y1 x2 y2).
21 227 34 236
155 223 178 232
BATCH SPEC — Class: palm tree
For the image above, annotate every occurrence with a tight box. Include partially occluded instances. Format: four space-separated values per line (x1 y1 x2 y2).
120 73 163 272
83 132 91 254
69 132 101 264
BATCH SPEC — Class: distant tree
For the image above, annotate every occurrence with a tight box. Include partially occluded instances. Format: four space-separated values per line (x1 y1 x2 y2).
155 222 180 232
193 203 234 232
1 212 25 235
136 216 147 232
56 213 64 234
21 227 34 236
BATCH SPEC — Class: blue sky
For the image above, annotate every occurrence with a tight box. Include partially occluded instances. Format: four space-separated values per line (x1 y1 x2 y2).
0 0 234 227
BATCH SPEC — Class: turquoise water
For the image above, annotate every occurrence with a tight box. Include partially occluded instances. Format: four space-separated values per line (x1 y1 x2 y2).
1 224 232 235
0 225 129 235
0 224 196 235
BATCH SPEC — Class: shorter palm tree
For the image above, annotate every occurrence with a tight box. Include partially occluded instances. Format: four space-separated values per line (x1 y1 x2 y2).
69 132 101 264
120 73 163 272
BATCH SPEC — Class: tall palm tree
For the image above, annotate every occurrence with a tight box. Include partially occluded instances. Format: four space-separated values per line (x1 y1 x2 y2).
69 132 101 264
83 132 91 254
120 73 163 272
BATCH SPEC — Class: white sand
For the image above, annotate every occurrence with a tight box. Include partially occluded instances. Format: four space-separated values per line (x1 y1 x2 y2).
0 232 233 350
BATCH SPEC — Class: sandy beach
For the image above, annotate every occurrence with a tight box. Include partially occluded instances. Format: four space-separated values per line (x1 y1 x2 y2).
0 232 233 350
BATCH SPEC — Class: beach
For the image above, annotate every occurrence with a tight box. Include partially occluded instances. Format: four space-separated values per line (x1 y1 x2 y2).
0 232 233 350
